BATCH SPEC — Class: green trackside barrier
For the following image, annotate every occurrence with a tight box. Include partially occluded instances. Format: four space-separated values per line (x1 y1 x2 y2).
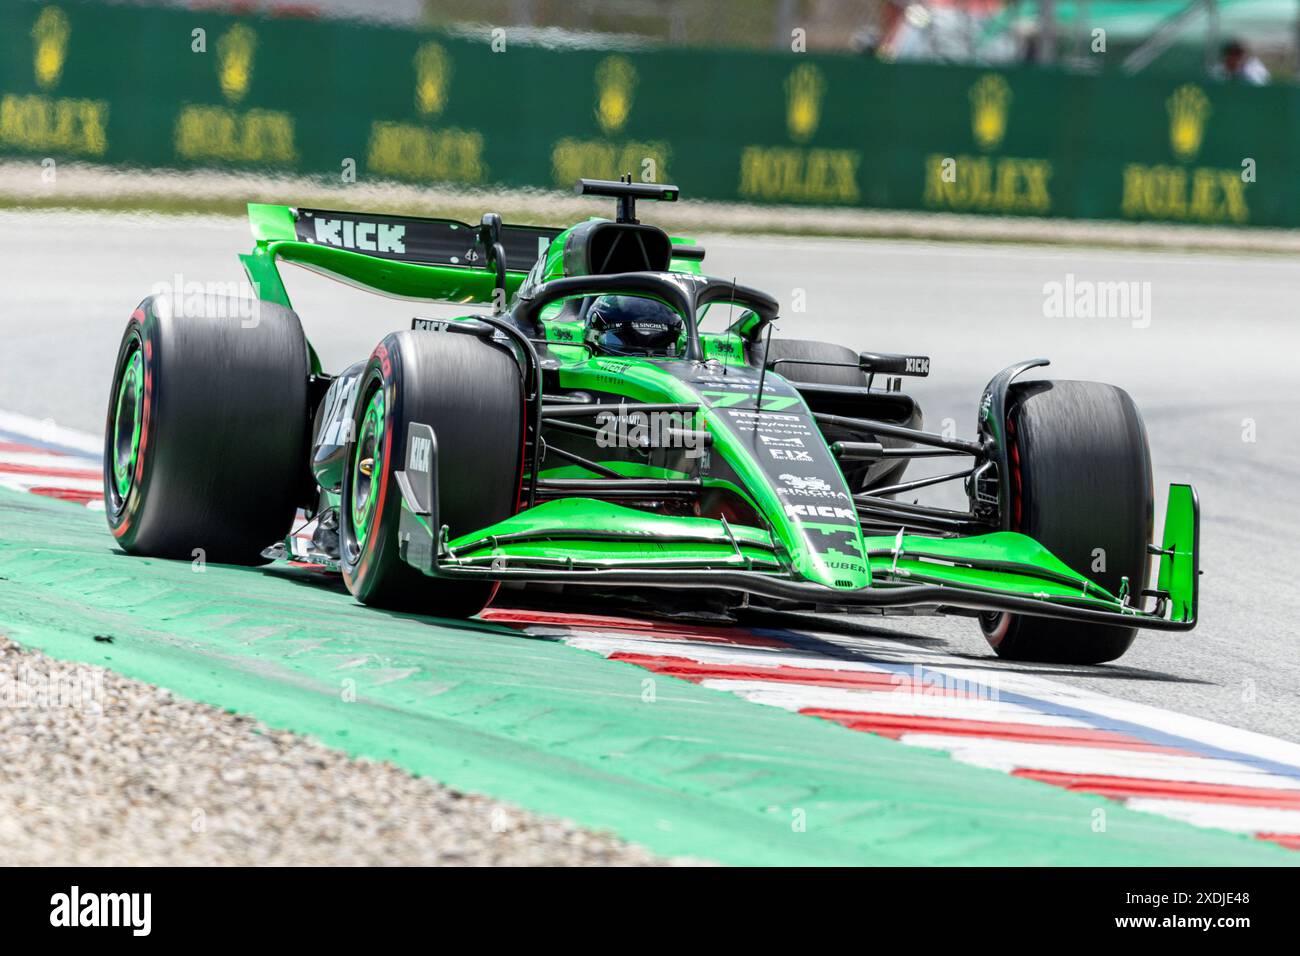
0 0 1292 227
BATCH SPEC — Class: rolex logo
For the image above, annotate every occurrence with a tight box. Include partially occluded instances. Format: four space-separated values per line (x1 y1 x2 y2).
1167 84 1210 161
32 6 70 90
595 55 636 134
970 74 1011 151
785 63 824 143
414 41 451 117
216 23 256 103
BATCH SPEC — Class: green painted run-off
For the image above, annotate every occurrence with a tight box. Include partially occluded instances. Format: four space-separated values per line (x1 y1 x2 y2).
0 487 1290 865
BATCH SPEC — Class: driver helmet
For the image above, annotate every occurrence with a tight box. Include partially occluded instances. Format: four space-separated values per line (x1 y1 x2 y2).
585 295 683 357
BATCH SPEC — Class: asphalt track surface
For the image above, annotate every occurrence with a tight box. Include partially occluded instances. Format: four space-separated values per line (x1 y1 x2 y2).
4 209 1298 733
2 209 1300 863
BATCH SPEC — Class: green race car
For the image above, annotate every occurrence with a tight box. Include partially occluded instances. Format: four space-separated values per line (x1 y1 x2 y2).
103 179 1198 664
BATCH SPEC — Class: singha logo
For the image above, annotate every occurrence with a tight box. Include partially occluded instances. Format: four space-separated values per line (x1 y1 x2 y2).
780 474 831 493
217 23 256 103
969 74 1011 151
32 6 70 90
414 41 451 117
1167 84 1210 162
785 63 825 143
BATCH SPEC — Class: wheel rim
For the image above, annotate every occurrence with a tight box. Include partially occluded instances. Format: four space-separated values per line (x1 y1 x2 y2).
350 387 385 549
111 345 144 502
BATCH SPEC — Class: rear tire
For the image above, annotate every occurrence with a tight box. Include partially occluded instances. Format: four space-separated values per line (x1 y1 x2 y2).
980 380 1153 664
103 294 310 564
340 330 524 617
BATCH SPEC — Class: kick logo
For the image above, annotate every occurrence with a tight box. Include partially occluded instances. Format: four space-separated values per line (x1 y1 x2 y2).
409 435 432 472
785 503 856 521
313 217 406 254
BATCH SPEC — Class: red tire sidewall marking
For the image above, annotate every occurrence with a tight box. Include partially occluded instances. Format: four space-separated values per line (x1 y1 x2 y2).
985 414 1021 648
348 343 394 589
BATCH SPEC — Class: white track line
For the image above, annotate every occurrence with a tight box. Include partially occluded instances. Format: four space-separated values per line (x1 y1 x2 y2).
1124 799 1300 835
0 414 102 507
918 661 1300 771
901 734 1300 790
700 679 1083 725
547 618 1300 848
0 410 101 457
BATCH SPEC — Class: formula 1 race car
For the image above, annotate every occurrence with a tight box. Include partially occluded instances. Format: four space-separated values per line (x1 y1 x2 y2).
103 179 1198 664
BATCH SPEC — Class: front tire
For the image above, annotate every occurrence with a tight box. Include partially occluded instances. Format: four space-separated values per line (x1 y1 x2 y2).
340 330 524 617
103 294 310 563
980 380 1153 664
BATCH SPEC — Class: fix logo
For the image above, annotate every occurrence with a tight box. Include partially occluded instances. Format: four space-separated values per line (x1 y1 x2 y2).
905 356 930 375
785 503 856 521
50 886 151 936
313 217 406 254
769 448 813 461
409 435 432 472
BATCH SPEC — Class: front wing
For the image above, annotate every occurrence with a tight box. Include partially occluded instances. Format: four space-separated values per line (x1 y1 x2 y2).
394 424 1198 632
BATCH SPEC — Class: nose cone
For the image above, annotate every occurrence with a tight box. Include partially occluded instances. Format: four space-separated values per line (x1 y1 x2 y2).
687 366 870 590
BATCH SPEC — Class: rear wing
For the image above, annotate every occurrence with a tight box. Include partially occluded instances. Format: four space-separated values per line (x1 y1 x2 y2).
256 205 561 270
241 203 562 310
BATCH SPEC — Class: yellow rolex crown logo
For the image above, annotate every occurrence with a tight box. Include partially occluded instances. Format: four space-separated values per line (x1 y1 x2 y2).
970 74 1011 151
784 63 825 143
1167 84 1210 161
32 6 71 90
414 41 451 117
216 23 256 103
595 56 636 134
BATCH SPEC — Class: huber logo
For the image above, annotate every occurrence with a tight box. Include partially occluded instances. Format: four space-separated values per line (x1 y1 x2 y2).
0 6 109 156
738 62 860 203
49 886 151 936
922 73 1052 215
1120 83 1247 224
